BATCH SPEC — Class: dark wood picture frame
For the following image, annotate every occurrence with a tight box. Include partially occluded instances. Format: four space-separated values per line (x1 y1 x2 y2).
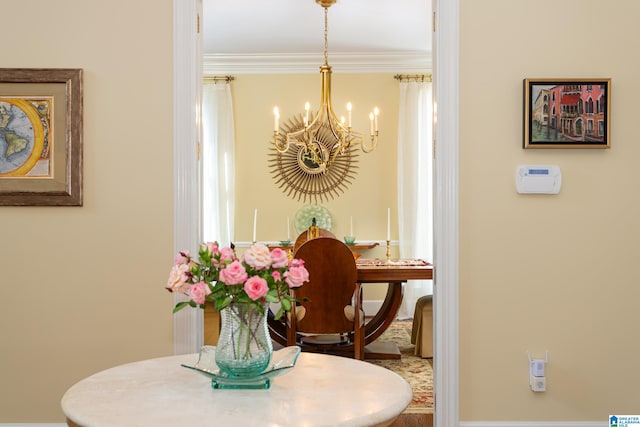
523 78 610 149
0 68 83 206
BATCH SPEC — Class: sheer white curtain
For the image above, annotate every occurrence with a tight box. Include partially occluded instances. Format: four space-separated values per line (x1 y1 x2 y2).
396 80 433 319
202 82 235 245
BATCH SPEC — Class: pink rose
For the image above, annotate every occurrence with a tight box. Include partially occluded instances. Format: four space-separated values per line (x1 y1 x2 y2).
189 281 211 305
243 243 272 270
174 250 190 265
271 271 281 281
202 242 219 255
219 247 235 262
289 258 305 268
166 264 191 293
270 248 288 268
284 265 309 289
219 260 248 285
244 276 269 300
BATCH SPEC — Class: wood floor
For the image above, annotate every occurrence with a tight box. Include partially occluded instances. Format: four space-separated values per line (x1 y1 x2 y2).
389 413 433 427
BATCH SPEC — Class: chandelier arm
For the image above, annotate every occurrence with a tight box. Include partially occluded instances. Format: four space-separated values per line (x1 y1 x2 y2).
273 133 290 153
361 132 378 153
285 120 325 168
323 109 351 149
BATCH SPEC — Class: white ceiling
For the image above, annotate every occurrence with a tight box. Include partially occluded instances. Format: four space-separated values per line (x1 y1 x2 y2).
203 0 432 74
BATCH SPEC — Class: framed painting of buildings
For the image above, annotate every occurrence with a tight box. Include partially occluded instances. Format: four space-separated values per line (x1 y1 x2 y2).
0 68 83 205
523 78 611 149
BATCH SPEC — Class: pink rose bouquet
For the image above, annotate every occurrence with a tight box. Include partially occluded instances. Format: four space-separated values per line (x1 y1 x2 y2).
166 242 309 319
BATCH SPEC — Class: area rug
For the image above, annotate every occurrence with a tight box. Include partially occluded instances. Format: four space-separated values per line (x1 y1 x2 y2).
367 320 434 414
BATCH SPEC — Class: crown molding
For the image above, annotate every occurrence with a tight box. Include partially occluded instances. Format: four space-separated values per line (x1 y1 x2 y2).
203 51 431 74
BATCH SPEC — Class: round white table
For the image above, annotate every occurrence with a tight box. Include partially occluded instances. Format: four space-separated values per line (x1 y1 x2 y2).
61 352 412 427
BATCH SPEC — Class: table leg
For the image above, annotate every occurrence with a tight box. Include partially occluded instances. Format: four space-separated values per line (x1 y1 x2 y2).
363 281 404 359
364 281 404 343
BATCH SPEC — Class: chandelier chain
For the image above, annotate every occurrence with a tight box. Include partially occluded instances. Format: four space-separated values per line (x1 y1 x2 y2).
324 7 329 66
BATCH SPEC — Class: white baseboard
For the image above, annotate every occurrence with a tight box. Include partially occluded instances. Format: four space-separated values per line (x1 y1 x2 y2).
0 424 66 427
460 422 605 427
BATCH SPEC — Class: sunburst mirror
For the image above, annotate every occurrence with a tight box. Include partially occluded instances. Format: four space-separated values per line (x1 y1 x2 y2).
268 112 359 204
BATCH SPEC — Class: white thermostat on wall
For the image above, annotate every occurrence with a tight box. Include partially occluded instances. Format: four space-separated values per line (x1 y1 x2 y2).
515 165 562 194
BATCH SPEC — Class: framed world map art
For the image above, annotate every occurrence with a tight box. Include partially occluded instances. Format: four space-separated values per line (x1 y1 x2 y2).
0 68 83 206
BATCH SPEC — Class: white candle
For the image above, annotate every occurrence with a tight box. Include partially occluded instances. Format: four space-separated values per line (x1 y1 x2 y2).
369 112 374 135
350 216 353 236
287 216 291 240
253 208 258 242
304 102 310 127
387 208 391 241
374 107 379 132
347 102 352 127
273 106 279 132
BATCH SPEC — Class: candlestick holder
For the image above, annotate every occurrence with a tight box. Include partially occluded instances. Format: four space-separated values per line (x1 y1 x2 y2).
386 239 391 262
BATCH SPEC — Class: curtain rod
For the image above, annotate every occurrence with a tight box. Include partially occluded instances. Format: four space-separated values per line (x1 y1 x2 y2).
394 74 432 82
203 75 235 84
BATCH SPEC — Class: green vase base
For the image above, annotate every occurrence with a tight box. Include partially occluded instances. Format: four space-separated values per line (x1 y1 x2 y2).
211 378 271 389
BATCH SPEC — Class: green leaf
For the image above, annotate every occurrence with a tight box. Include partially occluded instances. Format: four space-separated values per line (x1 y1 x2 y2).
281 298 291 311
172 301 192 313
265 294 279 303
214 296 232 311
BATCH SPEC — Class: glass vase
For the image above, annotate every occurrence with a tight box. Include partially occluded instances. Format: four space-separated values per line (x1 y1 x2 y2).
215 302 272 378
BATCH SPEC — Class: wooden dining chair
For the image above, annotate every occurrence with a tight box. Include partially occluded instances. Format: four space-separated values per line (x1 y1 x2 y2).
287 237 365 360
292 227 337 253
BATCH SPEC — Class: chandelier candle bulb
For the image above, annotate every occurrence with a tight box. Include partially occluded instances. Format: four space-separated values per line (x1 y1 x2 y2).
374 107 379 132
347 102 352 127
273 107 279 132
370 113 375 135
304 102 310 127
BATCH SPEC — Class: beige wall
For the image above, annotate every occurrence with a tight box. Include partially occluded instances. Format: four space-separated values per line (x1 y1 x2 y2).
460 0 640 421
0 0 174 422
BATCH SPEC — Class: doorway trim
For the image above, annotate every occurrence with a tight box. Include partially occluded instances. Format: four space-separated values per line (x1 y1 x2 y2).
173 1 460 426
433 1 460 426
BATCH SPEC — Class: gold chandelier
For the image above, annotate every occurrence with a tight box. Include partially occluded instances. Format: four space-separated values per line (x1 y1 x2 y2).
272 0 379 173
